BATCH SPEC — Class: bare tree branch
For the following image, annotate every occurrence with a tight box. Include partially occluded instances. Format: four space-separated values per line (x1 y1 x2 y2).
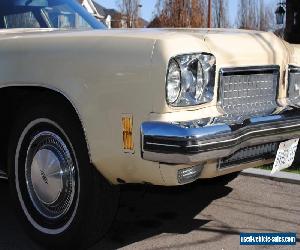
212 0 229 28
150 0 207 28
117 0 141 28
236 0 275 31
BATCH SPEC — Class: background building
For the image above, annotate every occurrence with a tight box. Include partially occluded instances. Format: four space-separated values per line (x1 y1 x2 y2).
79 0 104 19
78 0 148 28
92 1 126 28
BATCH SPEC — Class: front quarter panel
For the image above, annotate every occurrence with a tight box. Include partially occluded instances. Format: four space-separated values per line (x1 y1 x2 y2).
0 30 164 185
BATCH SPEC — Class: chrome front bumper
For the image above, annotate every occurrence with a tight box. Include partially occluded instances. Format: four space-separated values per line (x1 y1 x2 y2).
141 112 300 165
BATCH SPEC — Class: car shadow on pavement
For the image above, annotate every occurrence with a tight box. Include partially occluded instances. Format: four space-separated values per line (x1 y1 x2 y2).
0 178 232 250
0 180 40 250
93 178 233 250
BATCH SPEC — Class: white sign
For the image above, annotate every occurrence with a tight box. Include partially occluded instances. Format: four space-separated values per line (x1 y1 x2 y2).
271 138 299 175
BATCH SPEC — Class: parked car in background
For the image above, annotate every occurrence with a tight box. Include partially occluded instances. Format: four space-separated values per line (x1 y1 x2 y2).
1 0 300 249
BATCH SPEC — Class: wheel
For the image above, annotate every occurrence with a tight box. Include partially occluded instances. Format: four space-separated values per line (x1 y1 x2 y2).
8 98 119 249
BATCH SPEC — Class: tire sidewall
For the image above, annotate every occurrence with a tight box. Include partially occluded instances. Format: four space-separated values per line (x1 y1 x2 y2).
8 104 92 249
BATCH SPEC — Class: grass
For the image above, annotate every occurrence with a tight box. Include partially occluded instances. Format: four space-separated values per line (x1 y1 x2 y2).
258 165 300 174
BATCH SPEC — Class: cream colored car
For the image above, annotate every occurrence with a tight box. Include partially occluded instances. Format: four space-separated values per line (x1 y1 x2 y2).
1 0 300 249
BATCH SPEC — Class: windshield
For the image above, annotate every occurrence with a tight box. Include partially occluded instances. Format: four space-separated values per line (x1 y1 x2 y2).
0 0 105 29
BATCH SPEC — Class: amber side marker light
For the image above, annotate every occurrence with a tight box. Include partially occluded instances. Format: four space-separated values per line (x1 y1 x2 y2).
122 115 134 151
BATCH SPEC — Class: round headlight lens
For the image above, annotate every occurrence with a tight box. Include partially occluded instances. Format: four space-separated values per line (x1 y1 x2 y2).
166 60 181 104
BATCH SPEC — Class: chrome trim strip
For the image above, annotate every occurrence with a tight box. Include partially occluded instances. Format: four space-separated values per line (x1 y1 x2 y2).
141 112 300 164
146 142 181 148
0 170 8 180
220 65 280 76
186 122 300 149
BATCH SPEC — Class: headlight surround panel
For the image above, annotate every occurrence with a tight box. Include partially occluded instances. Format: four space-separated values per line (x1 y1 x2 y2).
288 65 300 107
166 53 216 107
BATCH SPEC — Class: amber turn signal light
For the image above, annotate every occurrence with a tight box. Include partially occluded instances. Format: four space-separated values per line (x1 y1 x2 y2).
122 115 134 151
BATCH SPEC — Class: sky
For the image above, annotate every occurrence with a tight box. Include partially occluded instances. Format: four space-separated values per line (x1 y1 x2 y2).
96 0 276 24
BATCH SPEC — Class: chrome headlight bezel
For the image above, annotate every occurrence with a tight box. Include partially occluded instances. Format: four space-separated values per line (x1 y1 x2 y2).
287 65 300 107
166 53 216 107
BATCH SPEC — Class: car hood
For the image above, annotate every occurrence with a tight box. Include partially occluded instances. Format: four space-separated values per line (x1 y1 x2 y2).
104 28 289 68
0 28 289 68
156 28 289 68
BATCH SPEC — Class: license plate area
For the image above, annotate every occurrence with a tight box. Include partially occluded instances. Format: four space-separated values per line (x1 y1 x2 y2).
271 138 299 174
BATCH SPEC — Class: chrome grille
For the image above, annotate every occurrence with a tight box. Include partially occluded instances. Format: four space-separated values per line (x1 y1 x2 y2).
288 65 300 107
217 66 279 124
219 142 278 169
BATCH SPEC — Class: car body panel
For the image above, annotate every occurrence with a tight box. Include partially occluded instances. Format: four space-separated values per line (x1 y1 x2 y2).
0 28 296 185
0 29 162 184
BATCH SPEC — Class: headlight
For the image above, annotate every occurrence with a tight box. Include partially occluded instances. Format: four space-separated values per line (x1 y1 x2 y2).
166 59 181 104
288 65 300 107
166 53 216 107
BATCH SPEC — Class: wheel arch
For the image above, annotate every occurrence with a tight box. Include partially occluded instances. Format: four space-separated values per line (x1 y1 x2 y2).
0 85 91 172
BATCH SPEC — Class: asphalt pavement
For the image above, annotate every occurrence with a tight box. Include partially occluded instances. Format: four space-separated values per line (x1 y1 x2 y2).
0 175 299 250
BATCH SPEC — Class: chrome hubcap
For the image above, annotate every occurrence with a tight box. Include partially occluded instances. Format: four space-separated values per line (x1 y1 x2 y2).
25 131 76 220
31 149 63 205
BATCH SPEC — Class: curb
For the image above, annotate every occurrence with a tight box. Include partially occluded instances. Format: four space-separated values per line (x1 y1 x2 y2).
241 168 300 185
